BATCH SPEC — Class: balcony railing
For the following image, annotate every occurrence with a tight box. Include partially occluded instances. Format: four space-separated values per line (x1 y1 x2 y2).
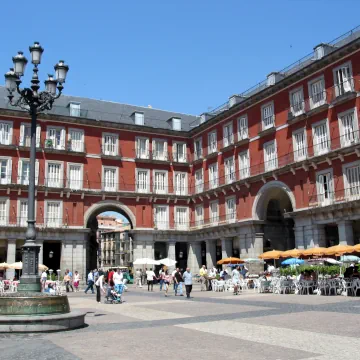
308 186 360 208
101 144 121 158
171 151 188 163
1 216 66 229
134 149 170 162
41 139 86 155
221 134 235 149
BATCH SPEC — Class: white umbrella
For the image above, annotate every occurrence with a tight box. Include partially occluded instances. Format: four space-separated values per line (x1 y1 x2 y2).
158 258 177 267
133 258 160 265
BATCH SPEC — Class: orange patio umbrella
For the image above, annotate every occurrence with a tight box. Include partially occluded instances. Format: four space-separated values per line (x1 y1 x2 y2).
352 244 360 253
279 248 304 259
258 250 283 260
324 244 355 256
301 247 328 258
217 257 244 265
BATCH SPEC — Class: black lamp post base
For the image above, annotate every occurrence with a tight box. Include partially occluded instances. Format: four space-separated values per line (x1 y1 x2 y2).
18 243 41 293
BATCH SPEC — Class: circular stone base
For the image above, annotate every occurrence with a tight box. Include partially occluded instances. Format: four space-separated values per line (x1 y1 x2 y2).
0 311 86 332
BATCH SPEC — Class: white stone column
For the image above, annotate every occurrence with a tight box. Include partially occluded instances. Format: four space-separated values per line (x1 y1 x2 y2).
312 224 326 247
294 226 305 249
221 238 233 258
166 241 176 272
338 220 354 245
187 242 201 274
205 239 216 269
145 241 154 259
133 240 144 262
6 239 16 280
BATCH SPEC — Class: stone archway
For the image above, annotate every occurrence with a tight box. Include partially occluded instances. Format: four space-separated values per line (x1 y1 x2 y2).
252 181 296 251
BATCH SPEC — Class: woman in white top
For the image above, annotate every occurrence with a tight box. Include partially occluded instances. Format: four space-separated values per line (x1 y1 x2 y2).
73 271 81 292
41 271 47 292
146 268 157 292
95 274 106 303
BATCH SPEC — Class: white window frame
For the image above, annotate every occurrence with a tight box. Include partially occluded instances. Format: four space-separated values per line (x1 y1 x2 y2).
261 101 275 130
0 197 9 226
263 140 278 172
152 138 168 161
19 122 41 147
45 200 63 228
136 137 150 159
224 156 236 184
208 162 218 189
0 157 12 185
194 137 203 160
173 171 188 195
17 198 37 227
195 204 204 227
333 61 354 97
308 75 326 109
195 168 204 193
153 169 168 194
223 121 234 147
134 112 144 126
292 128 308 161
102 166 118 192
136 168 150 193
175 206 189 230
343 160 360 200
66 162 83 190
68 128 84 152
312 119 330 156
172 117 182 131
226 196 236 223
45 160 63 188
154 204 169 230
237 115 248 141
46 125 66 150
172 142 187 163
338 108 359 148
238 150 250 179
289 86 305 116
17 158 39 186
316 168 334 206
209 200 219 225
0 121 13 146
69 102 81 117
208 131 217 154
102 132 118 156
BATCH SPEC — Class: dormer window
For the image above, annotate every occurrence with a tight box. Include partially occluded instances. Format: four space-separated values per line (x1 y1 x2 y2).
172 117 182 131
134 112 144 126
69 102 80 117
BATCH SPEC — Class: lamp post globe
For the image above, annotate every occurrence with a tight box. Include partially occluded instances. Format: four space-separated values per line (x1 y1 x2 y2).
4 68 18 92
54 60 69 83
29 41 44 65
12 51 28 77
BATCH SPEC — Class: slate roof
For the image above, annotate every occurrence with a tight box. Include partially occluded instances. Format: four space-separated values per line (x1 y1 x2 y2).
0 86 199 132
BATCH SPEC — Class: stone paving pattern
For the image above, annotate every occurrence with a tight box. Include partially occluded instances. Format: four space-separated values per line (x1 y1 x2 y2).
1 285 360 360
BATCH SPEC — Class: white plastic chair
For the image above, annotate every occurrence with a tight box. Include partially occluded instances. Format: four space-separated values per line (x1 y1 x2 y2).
0 281 4 294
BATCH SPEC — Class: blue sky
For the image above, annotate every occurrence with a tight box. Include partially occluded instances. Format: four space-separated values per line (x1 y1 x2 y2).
1 1 359 116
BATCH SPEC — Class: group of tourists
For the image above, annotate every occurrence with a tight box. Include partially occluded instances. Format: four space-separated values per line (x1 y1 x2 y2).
134 267 194 298
40 268 80 293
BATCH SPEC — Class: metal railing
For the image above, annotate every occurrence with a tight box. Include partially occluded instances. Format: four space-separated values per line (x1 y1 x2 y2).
308 186 360 208
100 143 121 157
134 149 171 162
1 216 67 229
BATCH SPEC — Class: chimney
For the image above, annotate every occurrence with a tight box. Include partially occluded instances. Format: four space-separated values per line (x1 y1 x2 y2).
267 72 285 86
200 113 212 124
228 94 246 108
313 43 335 60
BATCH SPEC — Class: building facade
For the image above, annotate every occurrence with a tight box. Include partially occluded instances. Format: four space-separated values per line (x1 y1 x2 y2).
1 27 360 278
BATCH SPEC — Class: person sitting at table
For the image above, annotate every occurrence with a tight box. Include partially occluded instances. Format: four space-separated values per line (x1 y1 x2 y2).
344 265 354 278
351 266 360 279
297 271 304 281
310 271 317 282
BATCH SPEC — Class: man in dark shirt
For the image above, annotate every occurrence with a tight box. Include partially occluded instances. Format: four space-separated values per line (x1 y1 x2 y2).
174 268 184 296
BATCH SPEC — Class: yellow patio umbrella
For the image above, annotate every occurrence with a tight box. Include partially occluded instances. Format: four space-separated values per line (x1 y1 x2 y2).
217 257 244 265
353 244 360 253
38 264 49 271
324 244 355 256
0 262 9 270
258 250 283 260
302 247 327 258
279 248 304 259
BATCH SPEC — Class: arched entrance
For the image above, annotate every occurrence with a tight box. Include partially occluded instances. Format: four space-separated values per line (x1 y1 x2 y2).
253 181 296 252
84 201 135 271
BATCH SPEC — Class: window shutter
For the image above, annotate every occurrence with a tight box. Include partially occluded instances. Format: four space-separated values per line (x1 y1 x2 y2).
60 128 66 149
35 160 39 185
19 124 24 146
7 159 12 184
17 160 22 184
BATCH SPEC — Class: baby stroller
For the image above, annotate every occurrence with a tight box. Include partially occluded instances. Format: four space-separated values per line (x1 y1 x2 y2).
105 284 124 304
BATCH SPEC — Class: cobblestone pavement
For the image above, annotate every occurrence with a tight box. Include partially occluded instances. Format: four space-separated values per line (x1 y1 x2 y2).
1 285 360 360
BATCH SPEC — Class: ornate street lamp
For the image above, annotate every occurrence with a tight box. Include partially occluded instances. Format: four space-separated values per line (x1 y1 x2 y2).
4 42 69 292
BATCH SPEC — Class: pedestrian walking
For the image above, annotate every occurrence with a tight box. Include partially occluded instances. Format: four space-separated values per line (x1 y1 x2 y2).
135 268 142 288
41 270 47 292
159 266 164 291
73 271 80 292
66 268 74 292
113 268 123 293
163 270 172 297
174 268 183 296
232 265 241 295
85 270 95 294
64 271 71 293
95 273 106 303
199 265 207 291
146 268 156 291
183 267 193 299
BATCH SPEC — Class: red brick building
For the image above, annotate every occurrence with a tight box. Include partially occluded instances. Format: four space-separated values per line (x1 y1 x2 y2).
1 27 360 278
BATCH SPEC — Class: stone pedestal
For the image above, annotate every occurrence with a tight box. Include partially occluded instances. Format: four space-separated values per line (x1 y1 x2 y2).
18 242 41 293
166 241 176 272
